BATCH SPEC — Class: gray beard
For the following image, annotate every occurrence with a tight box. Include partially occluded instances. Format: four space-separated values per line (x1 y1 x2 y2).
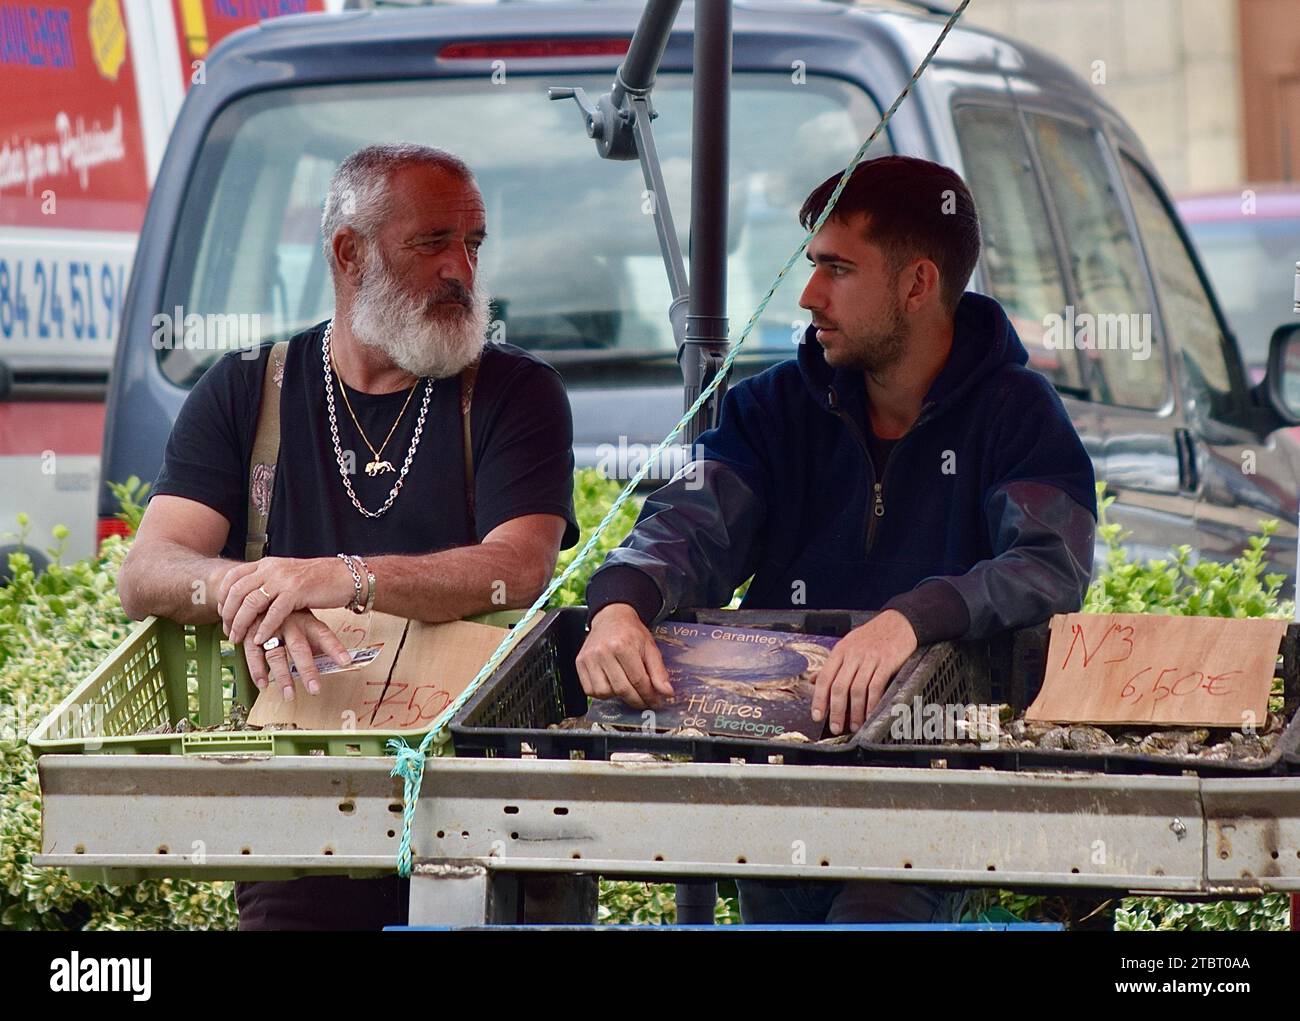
348 251 490 379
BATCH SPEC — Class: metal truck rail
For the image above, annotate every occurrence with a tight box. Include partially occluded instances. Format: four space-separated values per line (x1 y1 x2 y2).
36 754 1300 925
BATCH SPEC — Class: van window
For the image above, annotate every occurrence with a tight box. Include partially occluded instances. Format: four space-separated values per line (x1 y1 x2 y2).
1030 115 1170 411
1121 156 1238 423
951 105 1081 393
159 74 887 388
1183 215 1298 369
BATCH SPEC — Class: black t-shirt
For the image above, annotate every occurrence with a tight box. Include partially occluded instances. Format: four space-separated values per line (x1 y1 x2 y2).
864 426 898 480
155 321 580 931
153 320 580 558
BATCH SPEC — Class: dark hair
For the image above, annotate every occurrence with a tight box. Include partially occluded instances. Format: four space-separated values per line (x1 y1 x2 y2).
799 155 981 313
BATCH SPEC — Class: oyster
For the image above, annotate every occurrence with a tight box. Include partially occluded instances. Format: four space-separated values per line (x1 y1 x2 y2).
1225 737 1267 760
549 715 592 731
1023 720 1062 742
1134 729 1205 756
1066 726 1116 752
1038 727 1070 750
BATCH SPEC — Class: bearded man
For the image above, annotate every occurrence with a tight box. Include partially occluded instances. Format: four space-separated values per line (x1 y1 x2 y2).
117 143 580 929
577 154 1097 925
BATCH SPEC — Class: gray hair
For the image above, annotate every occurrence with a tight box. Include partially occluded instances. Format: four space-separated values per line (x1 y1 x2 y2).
320 143 475 271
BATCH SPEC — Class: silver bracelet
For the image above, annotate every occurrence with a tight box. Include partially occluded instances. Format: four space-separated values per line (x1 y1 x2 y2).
352 554 376 613
336 553 364 613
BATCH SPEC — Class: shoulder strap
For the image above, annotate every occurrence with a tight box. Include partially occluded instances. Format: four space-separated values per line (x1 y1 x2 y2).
460 358 478 536
244 342 290 562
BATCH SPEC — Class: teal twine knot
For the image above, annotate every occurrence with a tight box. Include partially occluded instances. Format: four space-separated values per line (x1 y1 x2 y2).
387 738 425 783
387 738 428 878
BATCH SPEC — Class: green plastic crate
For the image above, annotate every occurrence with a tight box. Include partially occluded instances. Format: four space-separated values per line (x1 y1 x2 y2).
28 611 525 758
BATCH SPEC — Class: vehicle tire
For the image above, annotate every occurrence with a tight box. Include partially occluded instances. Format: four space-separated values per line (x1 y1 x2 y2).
0 543 50 584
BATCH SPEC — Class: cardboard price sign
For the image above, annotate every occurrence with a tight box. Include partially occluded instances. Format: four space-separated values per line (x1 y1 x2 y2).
248 609 510 731
1025 613 1285 727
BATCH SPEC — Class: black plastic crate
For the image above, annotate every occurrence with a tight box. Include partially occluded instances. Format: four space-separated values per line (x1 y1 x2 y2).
451 606 940 765
1282 627 1300 777
1283 729 1300 776
857 623 1300 778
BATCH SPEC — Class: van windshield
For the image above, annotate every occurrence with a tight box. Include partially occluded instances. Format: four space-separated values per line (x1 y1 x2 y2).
159 73 886 387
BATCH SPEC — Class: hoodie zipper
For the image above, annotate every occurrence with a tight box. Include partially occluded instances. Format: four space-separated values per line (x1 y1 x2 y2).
826 386 937 557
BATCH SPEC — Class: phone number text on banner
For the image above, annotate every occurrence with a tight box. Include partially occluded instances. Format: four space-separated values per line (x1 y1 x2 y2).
0 256 126 346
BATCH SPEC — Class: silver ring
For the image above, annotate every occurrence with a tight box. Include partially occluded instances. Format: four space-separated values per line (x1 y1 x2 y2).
261 636 283 652
258 584 273 599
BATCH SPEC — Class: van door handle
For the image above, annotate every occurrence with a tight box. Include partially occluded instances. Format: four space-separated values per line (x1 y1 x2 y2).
1175 428 1200 492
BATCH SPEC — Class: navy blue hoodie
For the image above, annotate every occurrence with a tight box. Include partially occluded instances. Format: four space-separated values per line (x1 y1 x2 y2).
587 291 1097 642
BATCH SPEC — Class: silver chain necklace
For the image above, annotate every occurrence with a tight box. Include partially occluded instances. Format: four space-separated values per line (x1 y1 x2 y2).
321 319 435 519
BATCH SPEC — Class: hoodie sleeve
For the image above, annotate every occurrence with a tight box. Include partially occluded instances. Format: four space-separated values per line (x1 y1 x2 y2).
885 372 1097 642
585 379 772 629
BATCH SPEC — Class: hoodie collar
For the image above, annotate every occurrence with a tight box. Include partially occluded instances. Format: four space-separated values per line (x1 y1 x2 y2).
799 291 1030 418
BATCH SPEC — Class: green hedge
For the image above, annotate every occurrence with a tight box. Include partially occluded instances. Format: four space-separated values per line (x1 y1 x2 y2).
1 479 1294 929
1093 488 1292 931
0 520 240 929
0 471 648 929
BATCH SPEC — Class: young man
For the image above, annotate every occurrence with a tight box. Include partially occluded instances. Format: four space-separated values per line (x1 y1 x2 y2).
117 143 580 929
577 154 1097 924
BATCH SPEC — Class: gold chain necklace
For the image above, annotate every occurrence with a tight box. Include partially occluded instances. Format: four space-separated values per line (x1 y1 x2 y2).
330 348 419 476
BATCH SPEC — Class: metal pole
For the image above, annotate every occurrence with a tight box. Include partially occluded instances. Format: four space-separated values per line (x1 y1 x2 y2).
614 0 683 102
675 1 731 916
681 0 732 446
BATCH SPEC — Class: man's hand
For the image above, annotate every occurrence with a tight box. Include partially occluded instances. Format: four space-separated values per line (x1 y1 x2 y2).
576 604 674 711
217 556 357 646
244 608 352 700
812 610 918 736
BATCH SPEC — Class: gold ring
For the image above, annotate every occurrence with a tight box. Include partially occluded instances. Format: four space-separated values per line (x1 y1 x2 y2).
258 585 273 599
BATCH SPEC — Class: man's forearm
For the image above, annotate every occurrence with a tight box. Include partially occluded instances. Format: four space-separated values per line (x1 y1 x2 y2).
366 541 552 623
586 460 766 629
118 539 239 624
941 482 1095 640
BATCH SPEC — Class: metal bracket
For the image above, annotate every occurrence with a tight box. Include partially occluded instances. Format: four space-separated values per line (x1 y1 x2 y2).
409 862 519 926
548 83 688 316
1202 778 1300 890
36 754 1300 902
547 0 733 442
412 759 1212 892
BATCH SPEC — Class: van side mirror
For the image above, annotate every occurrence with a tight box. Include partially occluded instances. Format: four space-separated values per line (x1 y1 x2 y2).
1262 323 1300 425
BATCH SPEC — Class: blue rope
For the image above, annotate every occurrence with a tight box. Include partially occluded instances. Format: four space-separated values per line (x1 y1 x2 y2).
389 0 971 879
